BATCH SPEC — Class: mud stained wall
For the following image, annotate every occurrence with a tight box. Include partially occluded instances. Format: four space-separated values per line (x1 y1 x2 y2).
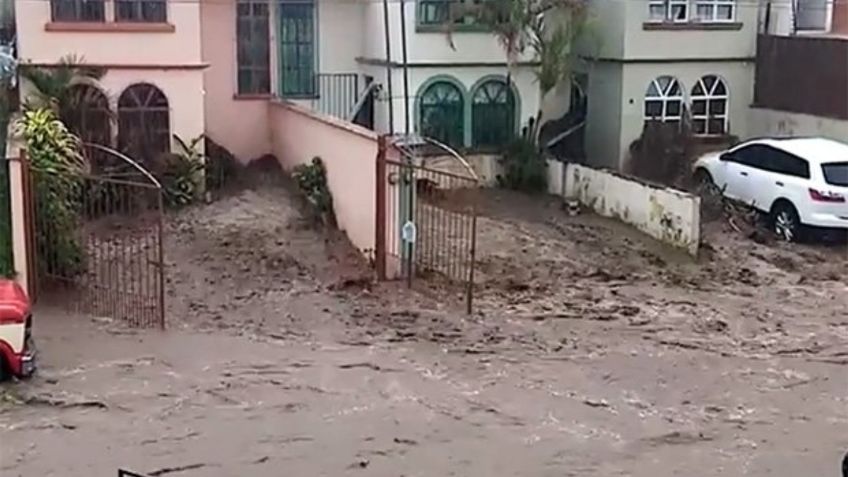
563 164 700 256
747 107 848 141
268 100 377 255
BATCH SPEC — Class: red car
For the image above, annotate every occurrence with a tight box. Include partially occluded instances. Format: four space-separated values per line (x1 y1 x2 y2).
0 280 35 380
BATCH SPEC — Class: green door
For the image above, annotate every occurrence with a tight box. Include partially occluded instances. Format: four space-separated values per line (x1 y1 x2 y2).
278 2 316 97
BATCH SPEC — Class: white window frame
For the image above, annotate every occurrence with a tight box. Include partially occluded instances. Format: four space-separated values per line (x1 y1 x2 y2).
644 76 684 124
648 0 690 23
693 0 736 23
690 75 729 136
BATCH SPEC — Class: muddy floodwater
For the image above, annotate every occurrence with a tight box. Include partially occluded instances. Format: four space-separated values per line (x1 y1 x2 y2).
1 184 847 477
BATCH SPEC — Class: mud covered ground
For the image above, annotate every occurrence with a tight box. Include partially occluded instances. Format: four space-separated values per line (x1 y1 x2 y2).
1 181 847 477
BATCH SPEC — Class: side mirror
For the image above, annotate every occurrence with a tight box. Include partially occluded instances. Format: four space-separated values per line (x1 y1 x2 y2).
719 153 731 162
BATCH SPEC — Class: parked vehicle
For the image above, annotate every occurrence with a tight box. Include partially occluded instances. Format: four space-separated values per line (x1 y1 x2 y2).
0 280 35 380
693 137 848 241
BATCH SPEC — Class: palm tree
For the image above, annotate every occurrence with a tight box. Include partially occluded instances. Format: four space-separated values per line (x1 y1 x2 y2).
446 0 589 141
21 54 107 133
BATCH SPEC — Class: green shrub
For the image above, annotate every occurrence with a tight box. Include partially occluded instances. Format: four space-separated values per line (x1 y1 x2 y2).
292 157 334 220
497 136 548 193
153 135 204 208
16 107 86 278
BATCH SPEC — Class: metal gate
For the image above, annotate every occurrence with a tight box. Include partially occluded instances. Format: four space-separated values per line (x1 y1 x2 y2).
375 135 479 312
23 147 165 328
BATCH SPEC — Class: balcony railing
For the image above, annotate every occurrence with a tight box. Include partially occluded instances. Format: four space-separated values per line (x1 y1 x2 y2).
301 73 360 120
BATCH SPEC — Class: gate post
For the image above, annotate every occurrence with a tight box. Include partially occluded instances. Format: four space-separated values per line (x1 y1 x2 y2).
375 135 387 280
9 150 34 299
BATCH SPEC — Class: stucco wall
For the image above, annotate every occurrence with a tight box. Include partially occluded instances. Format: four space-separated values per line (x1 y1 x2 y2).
268 100 377 255
747 107 848 140
622 0 758 60
316 0 365 73
361 3 534 64
584 62 624 170
563 163 701 255
15 0 203 65
583 0 758 61
616 61 753 168
200 0 270 162
18 70 204 155
390 66 540 144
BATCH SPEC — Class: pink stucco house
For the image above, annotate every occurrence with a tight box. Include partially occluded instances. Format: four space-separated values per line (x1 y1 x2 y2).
13 0 544 165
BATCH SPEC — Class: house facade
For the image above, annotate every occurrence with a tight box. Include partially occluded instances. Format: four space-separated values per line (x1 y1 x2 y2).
577 0 758 170
15 0 206 162
14 0 544 164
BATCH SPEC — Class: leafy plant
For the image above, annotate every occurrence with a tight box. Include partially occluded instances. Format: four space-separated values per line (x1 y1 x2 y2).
154 134 204 208
292 157 334 222
21 55 109 136
15 107 86 277
446 0 591 141
498 127 548 192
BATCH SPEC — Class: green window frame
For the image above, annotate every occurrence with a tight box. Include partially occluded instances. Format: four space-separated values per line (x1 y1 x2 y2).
236 0 270 95
418 80 465 149
278 0 316 98
471 79 516 148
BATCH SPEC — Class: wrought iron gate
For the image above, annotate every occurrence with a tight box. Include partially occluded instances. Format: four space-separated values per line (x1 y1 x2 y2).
23 148 165 328
375 135 479 312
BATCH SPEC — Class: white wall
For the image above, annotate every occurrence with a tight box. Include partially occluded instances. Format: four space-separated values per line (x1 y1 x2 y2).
561 163 701 255
317 0 365 74
747 107 848 140
359 2 534 64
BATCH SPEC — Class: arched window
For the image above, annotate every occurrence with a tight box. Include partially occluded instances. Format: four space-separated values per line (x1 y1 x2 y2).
691 75 728 136
418 80 464 148
471 79 516 148
644 76 683 124
117 83 170 163
67 84 111 147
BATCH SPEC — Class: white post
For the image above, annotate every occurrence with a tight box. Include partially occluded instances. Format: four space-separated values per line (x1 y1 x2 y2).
9 159 27 294
6 124 30 295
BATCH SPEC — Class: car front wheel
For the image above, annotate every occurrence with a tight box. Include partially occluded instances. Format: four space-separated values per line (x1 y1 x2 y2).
771 202 802 242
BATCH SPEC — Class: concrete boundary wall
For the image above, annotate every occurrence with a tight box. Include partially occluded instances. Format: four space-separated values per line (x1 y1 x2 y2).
449 156 700 254
556 161 701 256
268 100 377 256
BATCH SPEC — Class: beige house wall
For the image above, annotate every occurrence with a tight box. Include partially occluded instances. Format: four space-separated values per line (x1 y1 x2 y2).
621 0 758 60
584 60 753 170
618 61 754 168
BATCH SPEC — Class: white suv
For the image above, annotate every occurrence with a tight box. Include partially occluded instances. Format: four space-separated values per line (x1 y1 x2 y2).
693 137 848 241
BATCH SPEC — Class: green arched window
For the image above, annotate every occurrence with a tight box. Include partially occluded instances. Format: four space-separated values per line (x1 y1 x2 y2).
418 81 464 148
471 79 516 148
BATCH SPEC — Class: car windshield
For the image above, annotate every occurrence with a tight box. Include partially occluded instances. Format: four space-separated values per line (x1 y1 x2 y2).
822 162 848 186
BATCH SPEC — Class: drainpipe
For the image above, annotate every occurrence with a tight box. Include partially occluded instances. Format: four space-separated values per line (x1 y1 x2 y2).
398 0 411 135
382 0 395 134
